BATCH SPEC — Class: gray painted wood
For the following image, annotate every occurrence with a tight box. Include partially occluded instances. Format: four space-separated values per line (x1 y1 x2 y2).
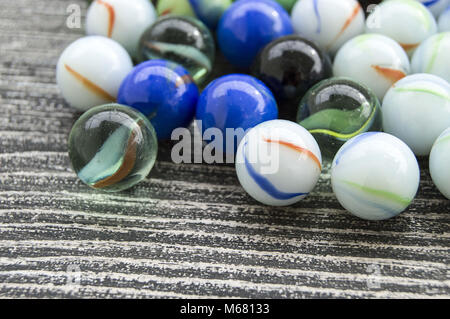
0 0 449 299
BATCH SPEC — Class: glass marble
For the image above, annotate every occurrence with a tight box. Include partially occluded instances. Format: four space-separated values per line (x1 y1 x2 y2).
331 132 420 221
366 0 437 57
56 36 133 111
118 60 199 140
156 0 196 17
438 6 450 31
275 0 297 12
236 120 322 206
196 74 278 154
217 0 293 69
411 32 450 82
189 0 233 30
382 74 450 156
333 33 410 101
297 77 382 159
415 0 449 17
429 127 450 199
68 104 158 192
251 35 332 119
86 0 157 58
137 16 215 85
291 0 365 55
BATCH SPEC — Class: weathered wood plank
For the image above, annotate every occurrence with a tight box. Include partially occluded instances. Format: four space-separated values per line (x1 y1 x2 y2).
0 0 449 299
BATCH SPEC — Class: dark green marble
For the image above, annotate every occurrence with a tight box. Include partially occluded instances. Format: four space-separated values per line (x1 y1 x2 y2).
137 15 215 85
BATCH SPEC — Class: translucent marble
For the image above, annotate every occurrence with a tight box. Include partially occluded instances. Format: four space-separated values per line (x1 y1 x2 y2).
56 36 133 111
297 77 382 159
429 127 450 199
138 16 215 85
438 6 450 31
188 0 233 29
251 35 332 119
156 0 196 17
236 120 322 206
415 0 449 17
86 0 157 58
291 0 365 55
382 74 450 156
333 34 410 101
331 132 420 221
196 74 278 154
68 104 158 192
366 0 437 56
217 0 293 69
118 60 199 140
276 0 297 12
411 32 450 82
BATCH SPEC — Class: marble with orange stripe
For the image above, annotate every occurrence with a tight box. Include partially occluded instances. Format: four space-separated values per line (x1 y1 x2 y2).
291 0 365 54
236 120 322 207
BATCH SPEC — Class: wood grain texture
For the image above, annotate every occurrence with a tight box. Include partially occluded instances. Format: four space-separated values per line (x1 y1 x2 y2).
0 0 449 299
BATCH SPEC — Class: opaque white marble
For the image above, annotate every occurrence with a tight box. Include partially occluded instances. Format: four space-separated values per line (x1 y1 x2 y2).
56 36 133 111
411 32 450 82
366 0 437 56
236 120 322 206
331 132 420 221
382 74 450 156
333 33 410 101
86 0 157 58
291 0 365 55
429 127 450 199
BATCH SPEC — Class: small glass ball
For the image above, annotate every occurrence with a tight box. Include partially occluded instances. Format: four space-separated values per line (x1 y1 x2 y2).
68 104 158 192
297 77 382 159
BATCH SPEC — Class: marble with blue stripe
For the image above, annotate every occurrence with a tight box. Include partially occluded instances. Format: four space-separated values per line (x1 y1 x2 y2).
236 120 322 206
416 0 449 17
331 132 420 220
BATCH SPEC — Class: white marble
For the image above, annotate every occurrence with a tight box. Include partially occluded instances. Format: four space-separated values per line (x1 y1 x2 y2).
411 32 450 82
235 120 322 206
56 36 133 111
291 0 365 55
415 0 449 17
331 132 420 221
366 0 437 56
438 6 450 32
86 0 157 58
333 33 410 101
382 74 450 156
429 127 450 199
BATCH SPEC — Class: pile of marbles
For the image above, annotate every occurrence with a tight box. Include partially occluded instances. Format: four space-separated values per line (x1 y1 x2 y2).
59 0 450 222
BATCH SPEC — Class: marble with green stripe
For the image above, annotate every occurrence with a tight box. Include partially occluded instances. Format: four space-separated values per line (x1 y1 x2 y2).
331 132 420 221
365 0 437 57
412 32 450 83
382 73 450 156
429 127 450 200
137 15 215 85
297 77 381 159
68 104 158 193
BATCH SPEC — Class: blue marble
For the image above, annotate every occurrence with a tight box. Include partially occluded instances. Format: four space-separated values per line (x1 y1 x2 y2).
118 60 199 140
217 0 293 69
196 74 278 154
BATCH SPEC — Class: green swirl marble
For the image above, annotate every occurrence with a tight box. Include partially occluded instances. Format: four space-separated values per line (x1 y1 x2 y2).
138 15 215 85
297 77 382 159
68 104 158 192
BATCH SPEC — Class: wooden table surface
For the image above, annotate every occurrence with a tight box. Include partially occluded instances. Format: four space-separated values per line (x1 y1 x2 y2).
0 0 448 299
